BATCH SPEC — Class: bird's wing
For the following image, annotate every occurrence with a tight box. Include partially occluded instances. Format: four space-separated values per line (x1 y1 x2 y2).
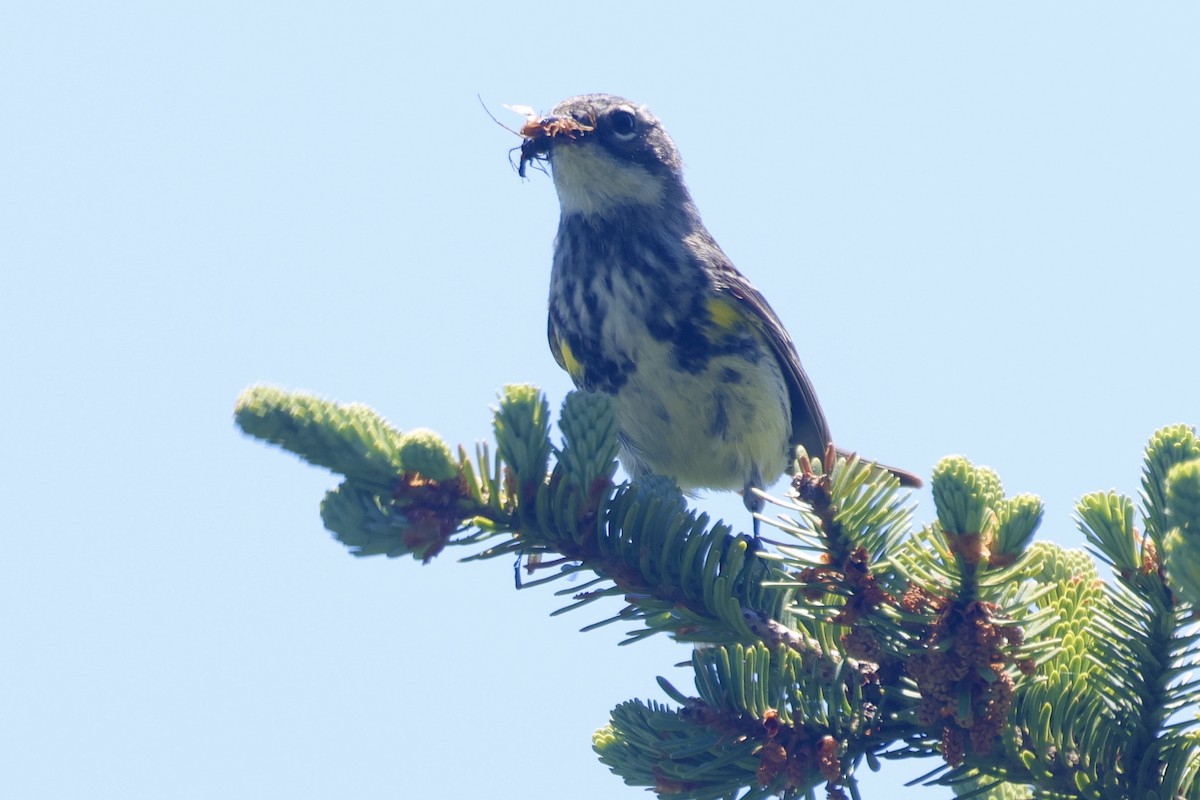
710 267 832 462
712 266 923 488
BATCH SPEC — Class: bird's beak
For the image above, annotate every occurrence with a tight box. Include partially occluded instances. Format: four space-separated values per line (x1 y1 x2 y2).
517 112 594 178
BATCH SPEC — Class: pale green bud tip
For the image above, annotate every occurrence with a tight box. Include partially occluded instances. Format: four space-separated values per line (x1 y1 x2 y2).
234 385 294 428
592 724 619 751
1024 542 1095 586
562 389 614 419
932 456 971 483
396 428 457 481
1167 460 1200 532
931 455 1001 536
1147 424 1200 460
500 383 542 408
1005 494 1043 519
494 384 550 443
234 384 284 410
996 493 1044 554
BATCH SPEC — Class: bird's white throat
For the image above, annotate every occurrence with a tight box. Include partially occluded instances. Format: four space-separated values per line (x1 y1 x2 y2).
551 144 665 217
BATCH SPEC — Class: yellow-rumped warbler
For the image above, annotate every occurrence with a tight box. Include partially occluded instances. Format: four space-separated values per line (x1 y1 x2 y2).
518 93 920 524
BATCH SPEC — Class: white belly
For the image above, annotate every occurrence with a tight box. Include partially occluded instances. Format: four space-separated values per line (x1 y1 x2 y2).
612 334 791 492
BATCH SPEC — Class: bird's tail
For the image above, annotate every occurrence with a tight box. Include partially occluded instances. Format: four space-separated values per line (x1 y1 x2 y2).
834 447 923 488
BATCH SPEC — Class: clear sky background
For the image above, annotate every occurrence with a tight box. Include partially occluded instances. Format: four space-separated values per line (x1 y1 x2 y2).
2 3 1197 799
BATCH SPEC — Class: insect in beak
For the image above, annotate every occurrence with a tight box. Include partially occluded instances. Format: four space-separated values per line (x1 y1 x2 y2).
478 97 595 178
512 108 594 178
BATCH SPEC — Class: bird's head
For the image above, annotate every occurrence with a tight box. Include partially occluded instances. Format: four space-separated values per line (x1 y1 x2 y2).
519 94 687 218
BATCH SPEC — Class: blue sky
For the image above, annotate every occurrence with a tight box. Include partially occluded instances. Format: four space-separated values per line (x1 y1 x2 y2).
2 3 1197 798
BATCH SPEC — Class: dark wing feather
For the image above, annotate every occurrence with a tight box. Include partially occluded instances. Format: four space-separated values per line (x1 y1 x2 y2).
713 265 923 488
709 267 832 461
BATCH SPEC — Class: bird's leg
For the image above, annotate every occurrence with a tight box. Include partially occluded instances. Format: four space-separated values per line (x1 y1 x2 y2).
743 468 765 540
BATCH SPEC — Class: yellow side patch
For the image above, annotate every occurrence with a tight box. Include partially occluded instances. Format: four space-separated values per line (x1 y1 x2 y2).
558 338 586 384
706 296 745 332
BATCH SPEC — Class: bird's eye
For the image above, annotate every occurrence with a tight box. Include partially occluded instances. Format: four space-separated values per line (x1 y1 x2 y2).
609 108 638 140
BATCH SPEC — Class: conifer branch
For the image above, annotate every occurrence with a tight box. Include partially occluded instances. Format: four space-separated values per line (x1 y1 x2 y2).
235 383 1200 799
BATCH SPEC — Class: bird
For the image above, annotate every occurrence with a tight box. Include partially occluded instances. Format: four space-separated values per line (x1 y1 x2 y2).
516 93 920 530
